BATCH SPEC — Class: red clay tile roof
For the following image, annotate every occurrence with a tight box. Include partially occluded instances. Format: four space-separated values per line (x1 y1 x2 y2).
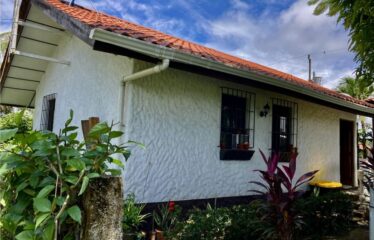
37 1 374 108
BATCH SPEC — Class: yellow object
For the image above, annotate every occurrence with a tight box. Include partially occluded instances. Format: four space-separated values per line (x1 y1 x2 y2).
309 181 343 189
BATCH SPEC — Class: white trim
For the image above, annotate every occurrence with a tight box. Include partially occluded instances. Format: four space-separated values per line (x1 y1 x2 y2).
12 50 70 65
18 20 65 34
89 28 374 116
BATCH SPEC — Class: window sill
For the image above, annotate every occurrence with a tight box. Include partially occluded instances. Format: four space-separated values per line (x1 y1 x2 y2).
220 149 255 161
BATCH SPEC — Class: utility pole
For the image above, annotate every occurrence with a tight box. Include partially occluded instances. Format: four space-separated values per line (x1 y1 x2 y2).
308 54 311 81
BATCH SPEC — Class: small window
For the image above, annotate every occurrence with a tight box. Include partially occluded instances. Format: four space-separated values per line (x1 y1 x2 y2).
40 93 56 131
220 87 255 160
271 98 298 162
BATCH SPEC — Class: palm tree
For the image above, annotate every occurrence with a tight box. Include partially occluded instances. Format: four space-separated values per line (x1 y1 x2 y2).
337 76 374 158
337 76 374 100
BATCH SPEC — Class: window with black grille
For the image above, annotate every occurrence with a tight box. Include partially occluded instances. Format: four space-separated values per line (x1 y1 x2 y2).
220 87 255 160
40 93 56 131
271 98 298 162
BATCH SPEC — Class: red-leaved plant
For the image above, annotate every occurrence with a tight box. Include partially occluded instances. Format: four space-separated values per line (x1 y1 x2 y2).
251 150 318 240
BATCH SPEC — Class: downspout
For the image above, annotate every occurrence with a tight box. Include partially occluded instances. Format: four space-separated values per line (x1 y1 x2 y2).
119 59 170 126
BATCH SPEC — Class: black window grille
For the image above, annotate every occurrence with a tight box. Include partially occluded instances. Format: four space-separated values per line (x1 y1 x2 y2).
40 93 56 131
220 87 255 160
271 98 298 162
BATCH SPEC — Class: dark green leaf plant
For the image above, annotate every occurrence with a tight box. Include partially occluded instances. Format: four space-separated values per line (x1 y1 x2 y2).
0 110 134 240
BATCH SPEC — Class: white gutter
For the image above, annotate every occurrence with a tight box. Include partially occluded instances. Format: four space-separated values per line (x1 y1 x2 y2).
119 59 170 126
123 59 170 82
89 28 374 116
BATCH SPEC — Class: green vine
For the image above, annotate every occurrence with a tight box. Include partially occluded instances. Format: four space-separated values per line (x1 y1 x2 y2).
0 110 137 240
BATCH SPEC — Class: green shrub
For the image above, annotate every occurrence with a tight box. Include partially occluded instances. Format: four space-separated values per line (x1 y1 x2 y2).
169 202 266 240
170 204 231 240
0 110 32 133
123 194 149 239
0 111 134 239
295 191 353 238
225 201 270 240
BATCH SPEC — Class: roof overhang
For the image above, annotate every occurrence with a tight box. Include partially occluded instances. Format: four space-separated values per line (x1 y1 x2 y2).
0 1 68 108
89 28 374 117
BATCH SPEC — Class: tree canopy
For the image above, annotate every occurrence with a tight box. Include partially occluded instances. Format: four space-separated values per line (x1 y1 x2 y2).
308 0 374 80
336 76 374 100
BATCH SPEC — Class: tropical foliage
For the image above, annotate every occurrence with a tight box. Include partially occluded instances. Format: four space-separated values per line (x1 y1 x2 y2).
295 191 353 238
123 194 149 238
337 76 374 100
308 0 374 80
0 111 132 239
336 76 374 157
360 147 374 192
0 110 33 133
251 150 318 240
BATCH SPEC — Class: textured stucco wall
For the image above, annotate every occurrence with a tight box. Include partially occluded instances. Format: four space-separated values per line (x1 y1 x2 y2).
33 35 133 134
33 36 357 204
123 60 357 203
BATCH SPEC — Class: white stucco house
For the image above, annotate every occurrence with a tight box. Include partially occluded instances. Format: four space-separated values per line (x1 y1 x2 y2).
1 0 374 204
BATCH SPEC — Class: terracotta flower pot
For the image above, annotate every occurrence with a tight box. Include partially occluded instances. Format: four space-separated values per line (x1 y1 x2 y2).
156 230 164 240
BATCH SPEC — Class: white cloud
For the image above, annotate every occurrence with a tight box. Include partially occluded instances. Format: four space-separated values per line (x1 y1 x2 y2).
204 0 355 89
0 0 355 90
0 0 14 33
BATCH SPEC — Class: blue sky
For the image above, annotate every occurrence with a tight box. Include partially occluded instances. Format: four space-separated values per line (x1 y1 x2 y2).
0 0 356 88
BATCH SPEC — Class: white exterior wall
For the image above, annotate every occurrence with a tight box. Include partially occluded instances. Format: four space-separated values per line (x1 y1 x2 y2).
124 61 357 203
33 35 133 133
32 36 357 204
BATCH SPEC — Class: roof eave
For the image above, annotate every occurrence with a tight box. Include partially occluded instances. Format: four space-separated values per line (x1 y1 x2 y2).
89 28 374 116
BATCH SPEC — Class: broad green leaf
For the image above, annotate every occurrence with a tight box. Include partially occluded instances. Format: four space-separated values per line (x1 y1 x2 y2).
56 196 65 206
15 230 33 240
42 221 55 240
64 175 79 184
0 128 18 142
35 213 50 229
37 185 55 198
16 181 28 193
87 173 100 179
61 148 80 157
112 159 124 168
107 169 122 176
38 176 55 188
66 159 86 171
65 109 74 127
63 234 75 240
109 131 123 139
15 109 25 126
88 122 110 137
127 140 145 149
78 176 89 196
62 126 78 134
29 174 40 188
33 198 51 213
0 163 9 176
67 205 81 224
122 150 131 161
23 188 36 196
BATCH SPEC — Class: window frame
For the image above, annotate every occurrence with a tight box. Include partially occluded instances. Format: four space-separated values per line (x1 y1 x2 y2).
40 93 56 131
219 87 256 161
271 98 298 162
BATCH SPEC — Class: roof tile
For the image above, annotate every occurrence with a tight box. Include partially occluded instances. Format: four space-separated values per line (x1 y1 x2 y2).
41 0 374 108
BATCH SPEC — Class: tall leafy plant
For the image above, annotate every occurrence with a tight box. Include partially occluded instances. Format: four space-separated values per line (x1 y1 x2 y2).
251 150 318 240
360 147 374 192
0 111 133 240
